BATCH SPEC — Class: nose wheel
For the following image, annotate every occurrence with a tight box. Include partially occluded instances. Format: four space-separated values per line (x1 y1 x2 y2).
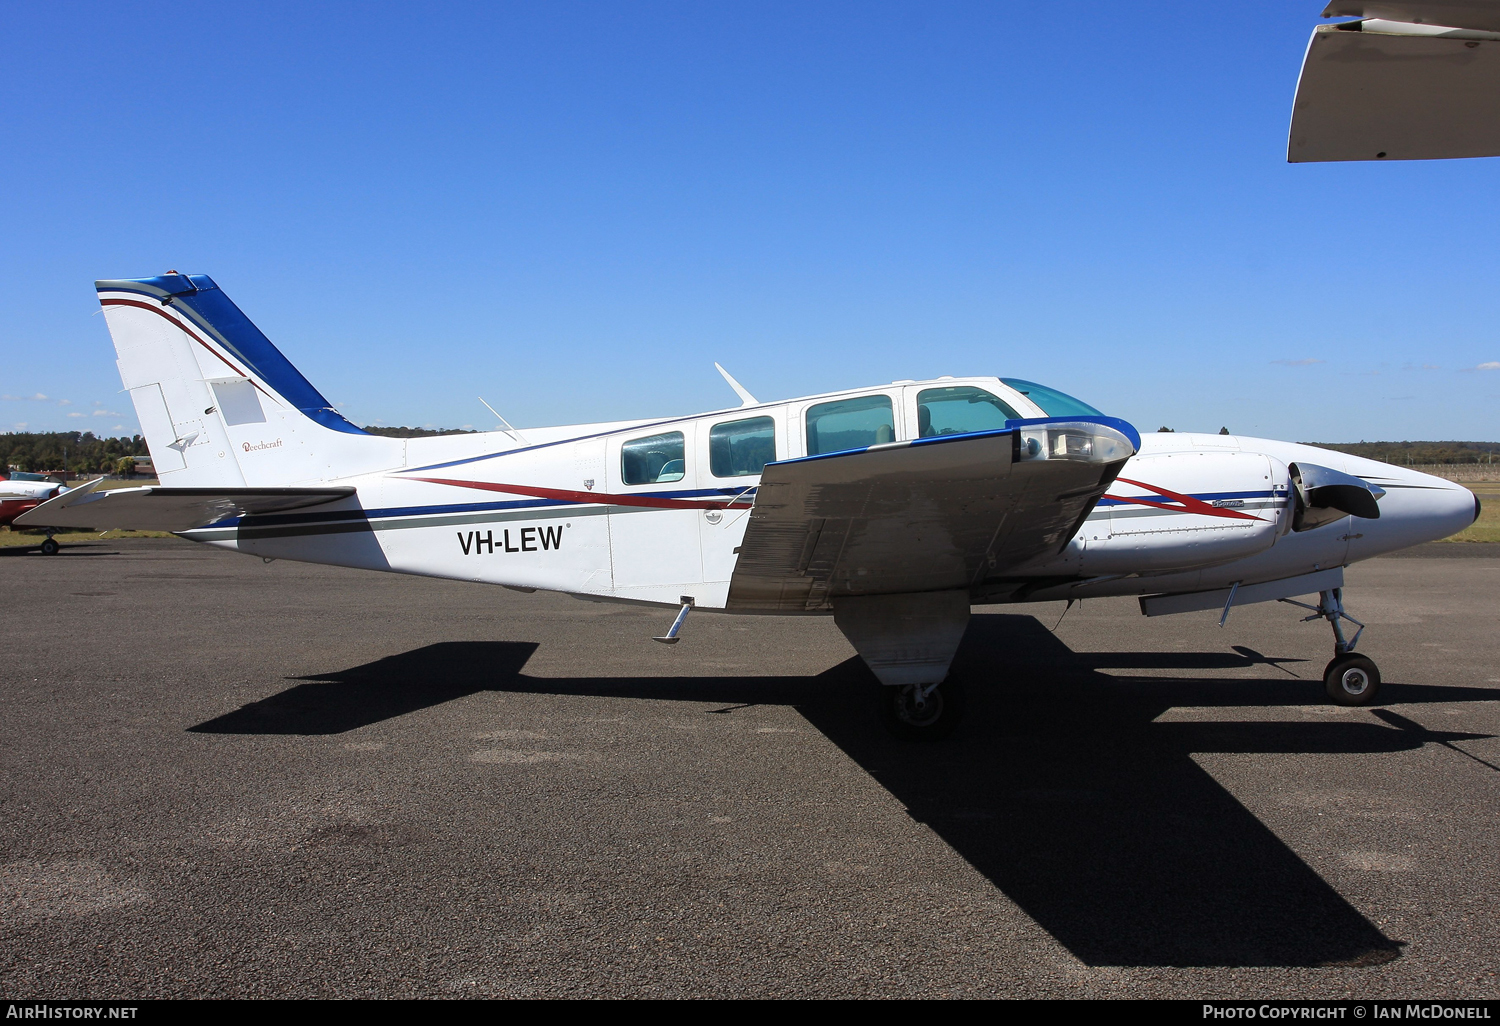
1283 587 1380 706
880 677 964 741
1325 653 1380 706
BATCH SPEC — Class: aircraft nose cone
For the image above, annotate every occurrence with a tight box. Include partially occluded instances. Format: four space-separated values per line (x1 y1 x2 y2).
1346 469 1478 560
1407 479 1480 544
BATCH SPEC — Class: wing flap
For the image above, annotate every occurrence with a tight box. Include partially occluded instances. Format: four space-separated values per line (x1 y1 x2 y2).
727 422 1135 612
14 479 356 532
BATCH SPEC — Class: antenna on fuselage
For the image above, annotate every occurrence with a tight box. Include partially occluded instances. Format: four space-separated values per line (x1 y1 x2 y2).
478 397 527 444
714 363 758 407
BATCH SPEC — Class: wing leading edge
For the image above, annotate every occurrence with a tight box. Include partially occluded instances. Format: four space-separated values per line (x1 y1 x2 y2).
726 419 1137 613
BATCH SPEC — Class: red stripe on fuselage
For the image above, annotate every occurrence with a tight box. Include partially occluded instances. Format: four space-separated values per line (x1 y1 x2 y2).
407 477 753 511
1105 478 1266 521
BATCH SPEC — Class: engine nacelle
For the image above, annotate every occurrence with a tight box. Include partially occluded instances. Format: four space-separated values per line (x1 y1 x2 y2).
1079 451 1285 574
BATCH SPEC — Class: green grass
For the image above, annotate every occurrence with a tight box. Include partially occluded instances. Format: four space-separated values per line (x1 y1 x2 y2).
0 526 174 547
92 477 159 491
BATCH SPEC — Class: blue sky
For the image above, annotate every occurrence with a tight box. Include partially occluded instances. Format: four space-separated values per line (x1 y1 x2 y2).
2 1 1497 441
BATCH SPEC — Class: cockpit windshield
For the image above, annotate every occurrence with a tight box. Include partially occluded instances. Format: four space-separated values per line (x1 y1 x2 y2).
1000 379 1103 418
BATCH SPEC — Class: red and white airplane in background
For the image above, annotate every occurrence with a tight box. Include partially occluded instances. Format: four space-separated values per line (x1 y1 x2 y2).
1 472 66 552
19 1 1488 737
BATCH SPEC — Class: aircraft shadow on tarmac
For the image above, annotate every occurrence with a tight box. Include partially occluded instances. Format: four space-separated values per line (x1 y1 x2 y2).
0 544 122 557
189 613 1500 970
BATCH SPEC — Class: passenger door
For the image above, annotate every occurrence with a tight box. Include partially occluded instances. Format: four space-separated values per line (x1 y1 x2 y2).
699 413 782 582
608 424 704 596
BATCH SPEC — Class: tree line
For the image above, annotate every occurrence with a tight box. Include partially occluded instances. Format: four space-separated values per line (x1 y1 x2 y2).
1304 440 1500 465
1 432 149 474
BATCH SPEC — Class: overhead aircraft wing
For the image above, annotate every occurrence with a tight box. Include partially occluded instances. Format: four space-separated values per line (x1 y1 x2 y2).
725 419 1137 612
1289 1 1500 162
14 478 356 532
1321 1 1500 32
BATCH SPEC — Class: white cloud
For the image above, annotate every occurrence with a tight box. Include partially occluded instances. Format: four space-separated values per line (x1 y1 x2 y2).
113 424 124 431
2 393 48 401
1271 358 1325 367
92 409 120 417
12 422 27 430
67 411 86 418
57 399 72 406
1469 361 1500 372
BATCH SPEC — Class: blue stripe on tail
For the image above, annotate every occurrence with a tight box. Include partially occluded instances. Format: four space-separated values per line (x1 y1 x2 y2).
97 274 367 435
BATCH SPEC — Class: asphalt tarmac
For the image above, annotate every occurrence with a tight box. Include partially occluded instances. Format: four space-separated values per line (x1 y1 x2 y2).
2 539 1498 999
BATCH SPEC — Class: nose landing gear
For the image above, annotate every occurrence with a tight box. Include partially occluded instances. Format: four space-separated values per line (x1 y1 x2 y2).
1281 587 1380 706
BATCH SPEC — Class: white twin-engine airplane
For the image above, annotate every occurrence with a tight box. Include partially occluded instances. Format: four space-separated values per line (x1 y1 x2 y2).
20 273 1479 737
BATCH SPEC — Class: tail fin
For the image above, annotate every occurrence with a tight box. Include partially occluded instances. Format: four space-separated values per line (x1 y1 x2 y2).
97 274 403 486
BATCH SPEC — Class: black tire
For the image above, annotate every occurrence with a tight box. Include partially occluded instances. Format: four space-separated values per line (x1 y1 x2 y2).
1325 654 1380 706
880 677 964 742
39 538 59 556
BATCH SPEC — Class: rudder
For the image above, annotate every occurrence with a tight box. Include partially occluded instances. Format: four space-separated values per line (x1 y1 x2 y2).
97 274 403 486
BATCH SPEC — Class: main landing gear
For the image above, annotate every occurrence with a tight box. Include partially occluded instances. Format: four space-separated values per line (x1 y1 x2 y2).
880 677 965 741
1281 587 1380 706
38 530 60 556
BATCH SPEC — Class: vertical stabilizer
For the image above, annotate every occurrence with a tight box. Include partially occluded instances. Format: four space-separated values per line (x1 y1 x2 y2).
96 274 404 486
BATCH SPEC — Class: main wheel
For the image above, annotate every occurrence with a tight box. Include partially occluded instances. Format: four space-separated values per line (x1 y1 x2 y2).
1325 654 1380 706
39 538 59 556
880 678 964 741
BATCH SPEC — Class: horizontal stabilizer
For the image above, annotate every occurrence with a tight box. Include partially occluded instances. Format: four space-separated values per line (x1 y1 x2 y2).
14 479 355 532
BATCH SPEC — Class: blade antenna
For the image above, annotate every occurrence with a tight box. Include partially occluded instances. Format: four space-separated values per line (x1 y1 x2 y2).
478 397 527 443
714 363 759 407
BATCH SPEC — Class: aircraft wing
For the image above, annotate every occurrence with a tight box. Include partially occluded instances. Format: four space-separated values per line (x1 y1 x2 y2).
14 478 356 532
1289 1 1500 162
725 419 1137 612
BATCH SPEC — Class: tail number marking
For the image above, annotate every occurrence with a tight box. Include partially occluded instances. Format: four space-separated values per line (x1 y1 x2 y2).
457 525 565 555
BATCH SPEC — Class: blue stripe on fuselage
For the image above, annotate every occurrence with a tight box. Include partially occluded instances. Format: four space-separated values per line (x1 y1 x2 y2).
199 484 758 530
1097 489 1281 507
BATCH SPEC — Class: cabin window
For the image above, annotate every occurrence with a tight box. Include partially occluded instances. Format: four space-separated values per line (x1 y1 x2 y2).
916 386 1020 438
805 394 895 456
709 416 776 478
621 431 686 485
